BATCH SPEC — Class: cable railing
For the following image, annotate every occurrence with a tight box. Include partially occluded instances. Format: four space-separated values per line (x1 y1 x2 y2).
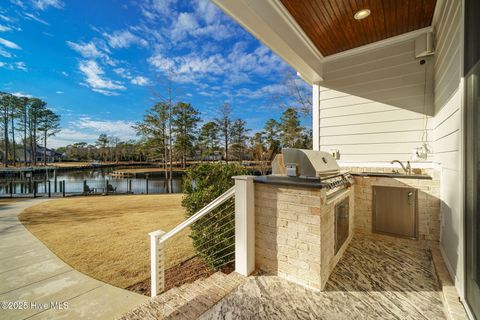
149 186 236 297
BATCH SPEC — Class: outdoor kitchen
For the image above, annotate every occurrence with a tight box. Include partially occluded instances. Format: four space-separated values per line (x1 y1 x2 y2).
252 148 441 290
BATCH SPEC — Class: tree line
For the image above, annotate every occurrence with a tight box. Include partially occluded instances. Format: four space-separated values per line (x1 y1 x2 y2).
56 137 146 163
0 92 61 167
60 100 310 193
134 100 311 192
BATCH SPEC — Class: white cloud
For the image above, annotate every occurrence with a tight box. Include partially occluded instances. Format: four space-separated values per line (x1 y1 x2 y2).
24 13 49 25
0 48 12 58
61 71 68 76
141 0 233 43
48 128 98 148
131 76 150 86
0 25 12 32
78 60 126 95
104 30 148 49
113 67 130 78
49 117 139 148
12 91 33 98
237 84 288 99
32 0 64 10
171 12 199 41
199 91 215 97
10 0 26 9
67 41 104 59
141 0 177 19
76 117 136 139
0 37 21 50
91 88 119 96
148 43 286 85
194 0 219 24
113 68 149 86
148 52 226 83
0 15 12 23
15 61 27 71
0 60 28 71
56 90 63 94
227 43 284 77
0 62 4 67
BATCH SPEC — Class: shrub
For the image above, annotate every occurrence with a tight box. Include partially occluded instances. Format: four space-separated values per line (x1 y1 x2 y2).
182 163 247 269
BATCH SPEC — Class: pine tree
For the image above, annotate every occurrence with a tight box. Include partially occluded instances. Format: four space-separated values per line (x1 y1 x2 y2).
264 118 281 159
230 119 250 161
172 102 200 168
279 108 304 148
198 122 219 161
38 109 61 165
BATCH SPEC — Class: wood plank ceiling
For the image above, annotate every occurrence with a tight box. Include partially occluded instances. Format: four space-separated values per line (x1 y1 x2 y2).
280 0 437 56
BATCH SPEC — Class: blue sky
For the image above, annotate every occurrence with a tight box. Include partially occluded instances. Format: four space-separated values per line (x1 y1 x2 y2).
0 0 309 148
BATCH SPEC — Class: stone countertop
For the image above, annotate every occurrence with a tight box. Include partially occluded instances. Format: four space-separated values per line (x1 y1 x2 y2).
253 175 324 188
351 172 432 180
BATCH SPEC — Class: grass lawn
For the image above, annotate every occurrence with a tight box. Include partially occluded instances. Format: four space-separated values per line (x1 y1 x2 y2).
19 194 194 289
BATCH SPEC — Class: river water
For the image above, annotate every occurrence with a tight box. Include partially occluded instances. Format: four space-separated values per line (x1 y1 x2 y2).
0 168 183 195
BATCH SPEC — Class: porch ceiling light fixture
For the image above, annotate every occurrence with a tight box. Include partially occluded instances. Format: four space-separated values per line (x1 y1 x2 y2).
354 9 371 20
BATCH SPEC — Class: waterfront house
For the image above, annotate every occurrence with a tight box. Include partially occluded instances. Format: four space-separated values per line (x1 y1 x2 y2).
17 145 64 163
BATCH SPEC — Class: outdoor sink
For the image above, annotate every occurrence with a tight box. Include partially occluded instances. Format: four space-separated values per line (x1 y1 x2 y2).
352 172 432 180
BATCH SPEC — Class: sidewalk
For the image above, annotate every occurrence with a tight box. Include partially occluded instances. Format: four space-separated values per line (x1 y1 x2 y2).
0 199 147 320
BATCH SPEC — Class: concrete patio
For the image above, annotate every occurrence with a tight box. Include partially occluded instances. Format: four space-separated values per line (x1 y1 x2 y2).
0 199 147 320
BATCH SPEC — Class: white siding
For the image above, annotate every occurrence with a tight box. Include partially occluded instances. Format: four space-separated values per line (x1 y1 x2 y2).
322 37 435 115
319 87 433 163
432 0 463 293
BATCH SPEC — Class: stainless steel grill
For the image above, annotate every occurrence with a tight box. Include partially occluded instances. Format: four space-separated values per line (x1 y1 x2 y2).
272 148 354 198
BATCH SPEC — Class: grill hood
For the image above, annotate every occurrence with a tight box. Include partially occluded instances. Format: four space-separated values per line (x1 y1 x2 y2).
272 148 340 178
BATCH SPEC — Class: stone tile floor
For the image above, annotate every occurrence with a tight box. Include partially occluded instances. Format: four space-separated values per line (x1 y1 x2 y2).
201 236 448 320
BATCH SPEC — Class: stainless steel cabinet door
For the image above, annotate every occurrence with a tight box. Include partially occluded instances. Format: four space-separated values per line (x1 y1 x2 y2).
373 186 417 239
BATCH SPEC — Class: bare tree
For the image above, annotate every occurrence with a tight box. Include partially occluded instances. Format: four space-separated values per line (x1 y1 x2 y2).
134 103 169 191
272 70 312 115
148 68 182 193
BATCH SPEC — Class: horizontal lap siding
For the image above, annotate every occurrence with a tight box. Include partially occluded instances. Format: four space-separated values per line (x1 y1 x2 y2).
319 87 432 163
432 0 462 291
318 32 437 163
322 38 434 114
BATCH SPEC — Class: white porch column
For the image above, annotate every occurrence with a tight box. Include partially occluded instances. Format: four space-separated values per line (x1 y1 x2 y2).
233 175 255 276
149 230 165 297
312 83 321 151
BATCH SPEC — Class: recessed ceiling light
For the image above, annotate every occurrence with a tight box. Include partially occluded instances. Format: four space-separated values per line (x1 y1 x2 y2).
354 9 371 20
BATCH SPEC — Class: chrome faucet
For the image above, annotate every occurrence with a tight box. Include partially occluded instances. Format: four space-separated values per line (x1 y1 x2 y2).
390 160 412 175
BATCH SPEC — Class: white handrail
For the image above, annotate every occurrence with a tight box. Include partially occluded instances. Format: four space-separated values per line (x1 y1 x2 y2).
159 186 235 244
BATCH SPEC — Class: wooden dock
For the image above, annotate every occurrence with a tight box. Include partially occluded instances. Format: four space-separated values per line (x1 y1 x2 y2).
110 168 186 178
